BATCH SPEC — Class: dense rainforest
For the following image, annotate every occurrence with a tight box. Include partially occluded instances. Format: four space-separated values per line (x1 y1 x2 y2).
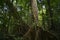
0 0 60 40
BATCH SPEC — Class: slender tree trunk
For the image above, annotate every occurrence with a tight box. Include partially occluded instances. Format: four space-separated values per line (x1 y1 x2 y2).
31 0 39 40
47 0 54 30
42 9 45 29
31 0 38 27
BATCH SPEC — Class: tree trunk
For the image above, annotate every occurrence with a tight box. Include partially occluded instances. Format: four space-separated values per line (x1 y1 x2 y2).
31 0 39 40
31 0 38 27
46 0 54 30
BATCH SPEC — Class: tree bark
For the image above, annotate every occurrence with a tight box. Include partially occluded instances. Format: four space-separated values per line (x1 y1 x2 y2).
30 0 39 40
31 0 38 27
